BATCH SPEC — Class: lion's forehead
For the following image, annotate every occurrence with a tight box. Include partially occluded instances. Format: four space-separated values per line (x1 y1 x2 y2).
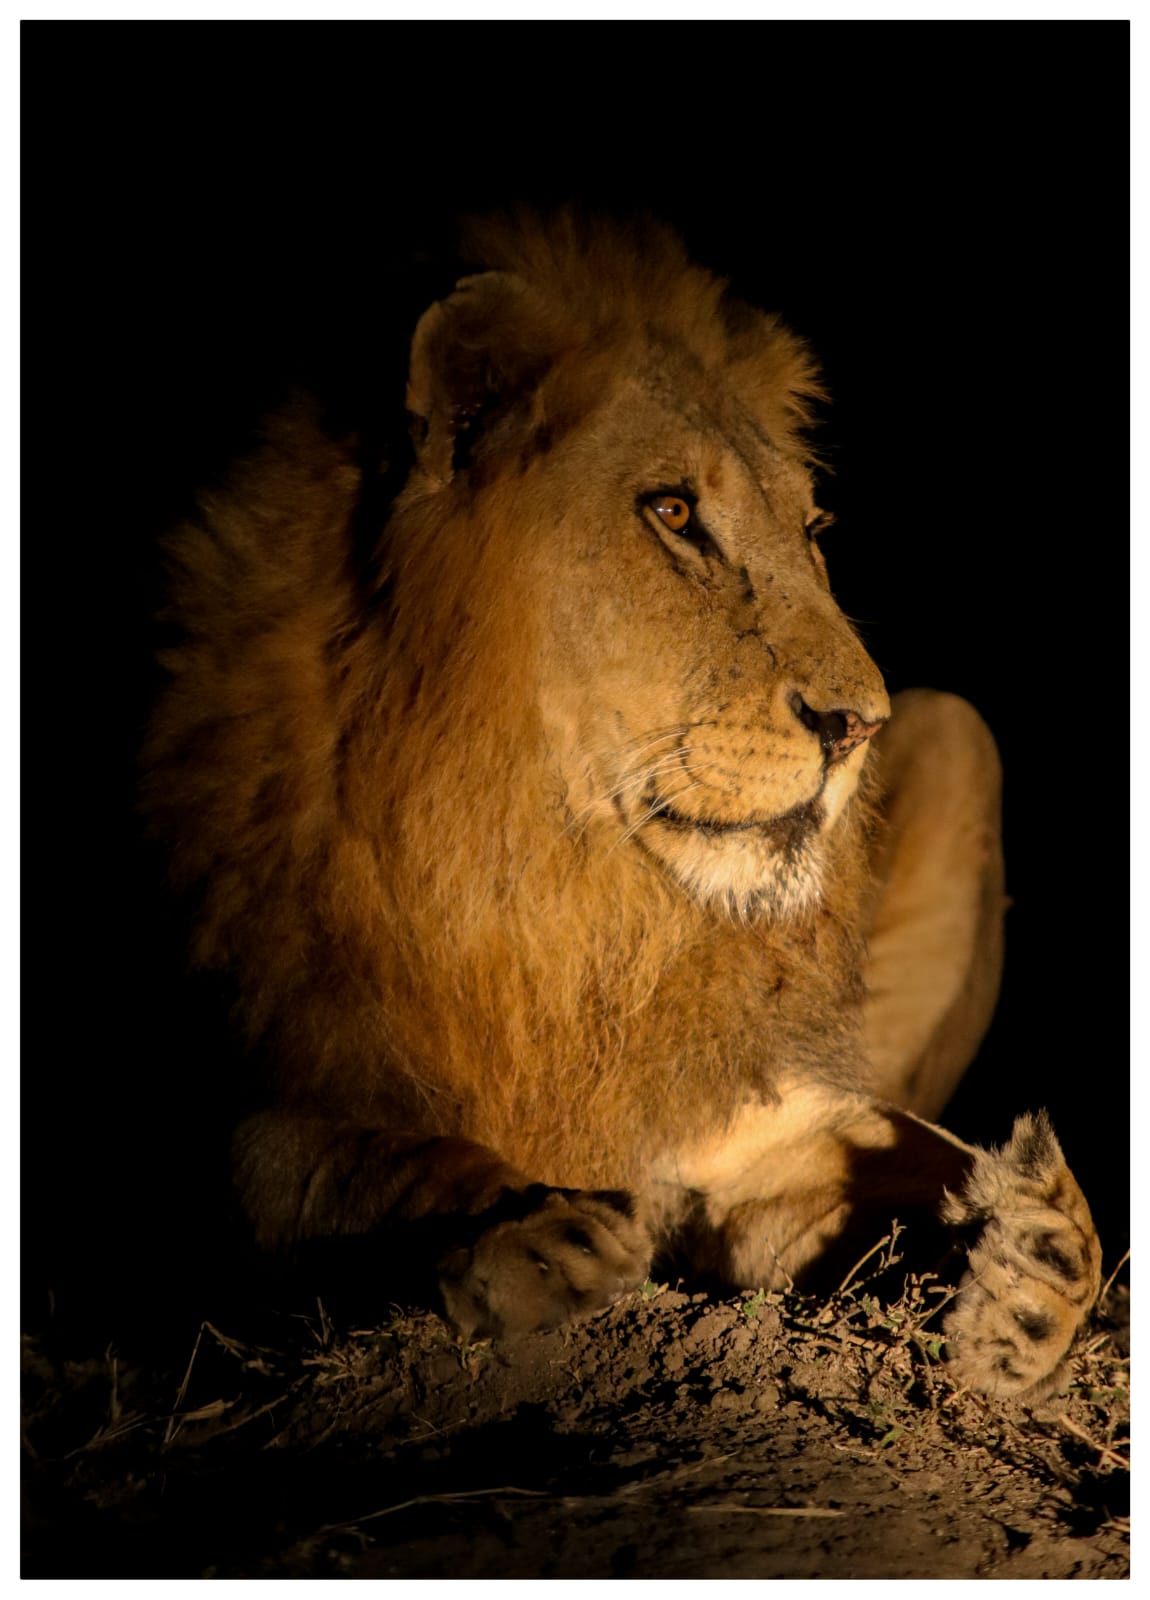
589 371 815 516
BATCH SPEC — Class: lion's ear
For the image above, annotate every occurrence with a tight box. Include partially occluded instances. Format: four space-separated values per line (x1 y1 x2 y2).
405 271 561 487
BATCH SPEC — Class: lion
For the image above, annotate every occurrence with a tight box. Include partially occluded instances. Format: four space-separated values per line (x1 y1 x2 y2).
142 212 1100 1396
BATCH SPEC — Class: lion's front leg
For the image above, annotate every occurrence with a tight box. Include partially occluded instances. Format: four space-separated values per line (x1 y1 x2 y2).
939 1110 1102 1395
663 1087 1101 1396
233 1110 651 1337
437 1185 651 1339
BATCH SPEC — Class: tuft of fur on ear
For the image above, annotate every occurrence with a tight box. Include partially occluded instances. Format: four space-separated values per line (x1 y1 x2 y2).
405 271 566 488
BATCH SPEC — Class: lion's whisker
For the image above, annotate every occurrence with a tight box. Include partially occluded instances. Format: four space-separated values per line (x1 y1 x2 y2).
618 718 713 750
564 747 698 838
611 778 706 851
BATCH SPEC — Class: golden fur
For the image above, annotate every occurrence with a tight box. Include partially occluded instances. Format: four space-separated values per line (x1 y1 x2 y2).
144 215 885 1189
143 214 1100 1392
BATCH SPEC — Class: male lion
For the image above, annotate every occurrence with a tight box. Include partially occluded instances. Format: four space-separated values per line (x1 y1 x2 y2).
143 213 1100 1396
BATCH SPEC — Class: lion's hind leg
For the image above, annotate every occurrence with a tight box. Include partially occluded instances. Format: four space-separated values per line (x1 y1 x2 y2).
862 689 1008 1119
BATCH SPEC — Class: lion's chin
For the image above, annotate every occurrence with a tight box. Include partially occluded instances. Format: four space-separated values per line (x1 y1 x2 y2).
639 800 827 922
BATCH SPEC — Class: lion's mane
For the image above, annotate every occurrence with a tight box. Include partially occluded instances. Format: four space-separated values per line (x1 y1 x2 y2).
143 214 879 1196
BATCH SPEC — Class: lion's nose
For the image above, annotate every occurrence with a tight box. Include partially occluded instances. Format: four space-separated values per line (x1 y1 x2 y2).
791 695 886 766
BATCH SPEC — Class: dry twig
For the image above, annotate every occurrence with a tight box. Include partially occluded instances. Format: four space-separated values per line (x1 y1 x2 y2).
1055 1413 1130 1473
1099 1248 1131 1307
163 1324 206 1448
689 1504 846 1518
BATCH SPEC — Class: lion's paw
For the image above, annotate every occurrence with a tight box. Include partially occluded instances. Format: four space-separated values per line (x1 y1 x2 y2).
940 1111 1102 1396
438 1185 650 1339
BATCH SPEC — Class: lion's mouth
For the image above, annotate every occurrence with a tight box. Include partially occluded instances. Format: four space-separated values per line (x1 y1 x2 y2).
647 795 824 850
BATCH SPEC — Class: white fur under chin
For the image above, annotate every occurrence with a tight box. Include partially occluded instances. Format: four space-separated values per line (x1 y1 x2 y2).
618 743 868 923
644 825 827 923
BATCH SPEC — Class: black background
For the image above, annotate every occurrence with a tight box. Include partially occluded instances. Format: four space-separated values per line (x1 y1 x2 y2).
23 20 1130 1336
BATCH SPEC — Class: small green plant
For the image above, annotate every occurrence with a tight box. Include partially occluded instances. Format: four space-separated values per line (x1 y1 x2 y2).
741 1289 768 1321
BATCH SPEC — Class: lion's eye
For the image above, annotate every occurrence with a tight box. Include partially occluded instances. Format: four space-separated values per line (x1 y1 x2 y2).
648 494 694 535
640 488 723 564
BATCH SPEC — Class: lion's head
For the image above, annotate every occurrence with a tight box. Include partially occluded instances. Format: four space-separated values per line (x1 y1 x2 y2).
394 213 889 923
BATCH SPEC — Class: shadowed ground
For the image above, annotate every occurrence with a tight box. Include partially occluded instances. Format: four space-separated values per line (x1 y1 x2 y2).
21 1253 1129 1579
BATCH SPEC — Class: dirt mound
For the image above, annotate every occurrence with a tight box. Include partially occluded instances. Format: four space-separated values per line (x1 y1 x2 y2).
22 1265 1129 1579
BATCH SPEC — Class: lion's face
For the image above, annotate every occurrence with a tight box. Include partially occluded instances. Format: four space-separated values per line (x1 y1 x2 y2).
403 233 889 922
526 371 890 920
